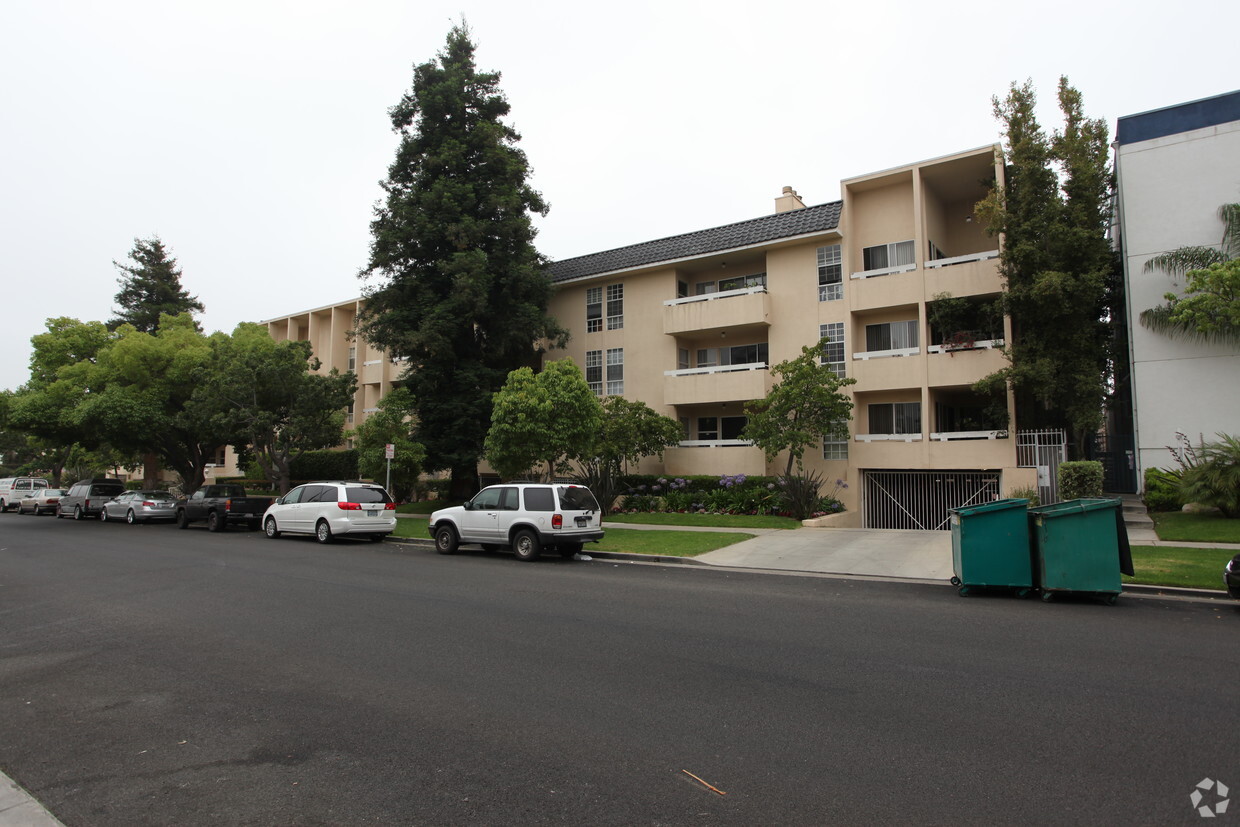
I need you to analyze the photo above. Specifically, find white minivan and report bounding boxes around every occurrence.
[0,477,49,512]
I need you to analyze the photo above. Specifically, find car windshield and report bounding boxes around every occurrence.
[347,487,392,504]
[557,486,600,511]
[141,492,175,501]
[43,490,65,497]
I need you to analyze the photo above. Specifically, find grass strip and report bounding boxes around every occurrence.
[1150,512,1240,544]
[1123,545,1232,591]
[390,520,750,557]
[605,512,801,530]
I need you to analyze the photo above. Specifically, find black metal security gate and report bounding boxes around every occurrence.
[1088,434,1138,493]
[863,470,1001,530]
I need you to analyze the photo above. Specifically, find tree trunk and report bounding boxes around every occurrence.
[143,452,160,488]
[448,465,478,501]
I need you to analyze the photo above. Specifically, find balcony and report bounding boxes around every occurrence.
[663,287,770,336]
[663,363,772,406]
[926,250,1002,297]
[663,443,766,476]
[927,341,1006,387]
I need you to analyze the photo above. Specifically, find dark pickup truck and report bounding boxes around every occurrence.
[176,484,274,532]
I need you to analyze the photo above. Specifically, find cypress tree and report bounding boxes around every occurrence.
[110,236,204,333]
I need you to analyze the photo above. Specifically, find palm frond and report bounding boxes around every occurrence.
[1143,246,1227,278]
[1139,304,1240,345]
[1219,202,1240,261]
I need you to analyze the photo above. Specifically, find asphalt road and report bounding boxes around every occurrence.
[0,511,1236,825]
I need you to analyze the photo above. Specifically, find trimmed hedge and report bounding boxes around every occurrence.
[1143,468,1183,512]
[1057,461,1103,501]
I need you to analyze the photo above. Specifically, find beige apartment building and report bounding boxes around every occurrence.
[266,145,1040,529]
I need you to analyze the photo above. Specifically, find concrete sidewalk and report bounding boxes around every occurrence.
[0,773,63,827]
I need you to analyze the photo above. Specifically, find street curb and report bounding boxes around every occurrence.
[381,539,1231,598]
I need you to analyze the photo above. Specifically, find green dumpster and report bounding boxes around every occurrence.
[1028,498,1134,605]
[949,498,1033,597]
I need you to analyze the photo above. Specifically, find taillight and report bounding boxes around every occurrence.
[384,502,396,510]
[338,502,362,510]
[552,513,562,529]
[142,501,155,507]
[224,498,232,511]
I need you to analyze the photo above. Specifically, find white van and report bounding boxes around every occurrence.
[0,477,50,512]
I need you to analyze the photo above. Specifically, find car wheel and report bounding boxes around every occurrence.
[434,525,459,555]
[207,511,224,532]
[100,507,110,522]
[176,510,189,529]
[126,509,137,525]
[513,529,541,562]
[73,506,83,521]
[0,499,6,512]
[264,517,280,539]
[558,542,583,558]
[315,520,333,544]
[55,505,63,519]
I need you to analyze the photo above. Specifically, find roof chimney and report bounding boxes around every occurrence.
[775,185,806,213]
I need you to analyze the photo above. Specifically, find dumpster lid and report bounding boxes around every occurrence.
[1028,497,1122,517]
[950,498,1030,517]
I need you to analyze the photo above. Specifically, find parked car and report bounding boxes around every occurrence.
[0,477,49,512]
[176,484,274,531]
[56,479,126,520]
[262,481,396,544]
[100,490,178,524]
[18,488,66,516]
[429,482,604,561]
[1226,554,1240,599]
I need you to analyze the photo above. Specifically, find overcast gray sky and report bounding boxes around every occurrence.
[2,0,1236,392]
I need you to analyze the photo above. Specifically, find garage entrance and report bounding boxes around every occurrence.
[863,469,1001,530]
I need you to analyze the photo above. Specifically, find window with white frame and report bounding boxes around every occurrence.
[718,273,766,292]
[678,348,690,371]
[346,400,355,425]
[585,349,603,395]
[606,348,624,395]
[586,287,603,333]
[862,240,915,271]
[818,244,842,301]
[868,402,922,435]
[865,320,919,352]
[823,421,849,460]
[606,284,624,330]
[347,346,356,371]
[696,342,769,368]
[820,322,846,378]
[697,417,718,440]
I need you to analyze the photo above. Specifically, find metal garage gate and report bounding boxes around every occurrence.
[863,470,1001,530]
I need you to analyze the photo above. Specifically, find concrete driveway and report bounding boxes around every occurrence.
[696,527,953,580]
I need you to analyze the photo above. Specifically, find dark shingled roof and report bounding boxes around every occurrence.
[546,201,842,283]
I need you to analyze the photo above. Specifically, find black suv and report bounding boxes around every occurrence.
[57,478,125,521]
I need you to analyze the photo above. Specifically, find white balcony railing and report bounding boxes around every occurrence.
[925,249,999,269]
[850,263,917,280]
[852,347,920,361]
[855,433,923,443]
[664,362,769,377]
[663,285,767,306]
[926,338,1004,354]
[677,439,755,448]
[929,430,1010,441]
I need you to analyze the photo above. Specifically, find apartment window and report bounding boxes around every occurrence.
[697,342,769,368]
[346,400,355,425]
[585,349,603,395]
[869,402,922,435]
[721,416,748,440]
[823,421,849,460]
[606,348,624,395]
[928,240,947,261]
[606,284,624,330]
[818,244,842,301]
[718,273,766,292]
[820,322,846,378]
[678,348,690,371]
[679,416,690,439]
[347,346,356,371]
[677,280,689,298]
[695,281,718,295]
[865,320,919,352]
[697,417,718,440]
[586,287,602,333]
[862,240,915,271]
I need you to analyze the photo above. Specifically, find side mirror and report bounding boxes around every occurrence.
[275,497,285,505]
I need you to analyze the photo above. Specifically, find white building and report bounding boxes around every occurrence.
[1115,89,1240,484]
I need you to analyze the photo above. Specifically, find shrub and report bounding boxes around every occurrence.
[776,471,845,521]
[289,449,358,481]
[1007,486,1040,507]
[1142,467,1183,512]
[1057,461,1103,500]
[1180,433,1240,518]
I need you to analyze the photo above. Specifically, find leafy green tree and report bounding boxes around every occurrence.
[352,386,426,501]
[195,322,356,494]
[110,237,204,333]
[576,396,683,514]
[974,77,1118,455]
[356,23,567,501]
[743,336,856,476]
[1141,205,1240,344]
[485,360,601,481]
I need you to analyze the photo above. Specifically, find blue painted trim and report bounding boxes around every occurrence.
[1117,90,1240,145]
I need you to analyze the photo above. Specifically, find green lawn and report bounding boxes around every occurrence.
[1123,545,1232,590]
[396,501,457,515]
[605,512,801,530]
[1151,511,1240,543]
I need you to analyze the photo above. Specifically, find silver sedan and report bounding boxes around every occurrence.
[19,488,66,515]
[100,490,179,524]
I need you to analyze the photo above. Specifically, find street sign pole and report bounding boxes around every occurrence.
[385,443,395,494]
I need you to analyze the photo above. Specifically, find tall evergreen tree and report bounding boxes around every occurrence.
[110,236,205,333]
[357,23,566,499]
[974,78,1118,456]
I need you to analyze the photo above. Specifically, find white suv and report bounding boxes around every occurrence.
[429,483,604,561]
[262,481,396,544]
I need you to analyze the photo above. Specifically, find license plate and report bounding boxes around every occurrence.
[575,517,587,527]
[367,510,378,517]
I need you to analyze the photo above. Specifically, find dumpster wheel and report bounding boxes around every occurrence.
[1041,591,1054,603]
[957,586,971,597]
[950,576,961,586]
[1015,588,1031,599]
[1104,593,1118,606]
